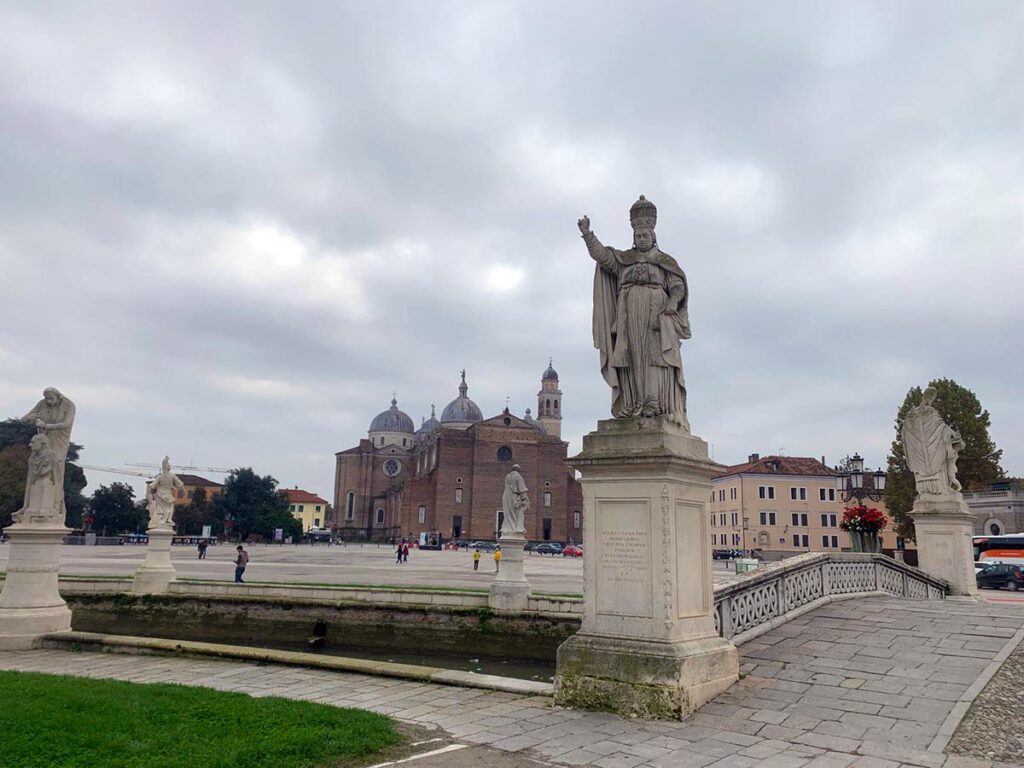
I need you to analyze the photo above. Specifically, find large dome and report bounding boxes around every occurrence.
[440,371,483,425]
[369,397,415,434]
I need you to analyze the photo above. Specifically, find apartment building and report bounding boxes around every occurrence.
[710,454,851,557]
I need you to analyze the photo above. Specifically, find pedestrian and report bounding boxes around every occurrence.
[494,546,502,573]
[402,542,409,563]
[234,545,249,583]
[197,540,207,560]
[396,542,403,564]
[473,547,481,571]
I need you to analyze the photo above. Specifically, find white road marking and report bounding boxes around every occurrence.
[366,743,468,768]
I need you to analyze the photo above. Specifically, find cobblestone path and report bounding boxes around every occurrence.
[2,596,1023,768]
[948,622,1024,764]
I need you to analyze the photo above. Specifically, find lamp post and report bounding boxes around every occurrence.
[834,454,886,504]
[834,454,887,553]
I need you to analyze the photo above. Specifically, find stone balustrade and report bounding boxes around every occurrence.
[713,552,946,644]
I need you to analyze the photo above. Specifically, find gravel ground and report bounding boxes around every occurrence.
[948,633,1024,763]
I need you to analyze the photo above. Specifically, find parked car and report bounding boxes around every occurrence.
[976,563,1024,591]
[562,545,584,557]
[468,540,497,551]
[533,543,563,556]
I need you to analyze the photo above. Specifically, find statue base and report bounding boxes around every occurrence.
[554,416,738,719]
[912,497,978,597]
[489,533,530,612]
[0,522,72,650]
[133,529,177,594]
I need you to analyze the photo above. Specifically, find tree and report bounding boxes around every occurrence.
[0,418,87,529]
[175,486,213,536]
[88,482,145,535]
[210,468,300,542]
[886,378,1004,540]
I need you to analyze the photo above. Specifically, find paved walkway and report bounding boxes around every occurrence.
[2,596,1023,768]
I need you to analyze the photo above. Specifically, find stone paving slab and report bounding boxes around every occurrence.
[2,597,1024,768]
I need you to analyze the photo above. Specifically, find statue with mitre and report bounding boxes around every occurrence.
[578,196,691,429]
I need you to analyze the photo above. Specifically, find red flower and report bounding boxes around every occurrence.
[839,505,889,533]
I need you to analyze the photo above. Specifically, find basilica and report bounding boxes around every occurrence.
[332,363,583,543]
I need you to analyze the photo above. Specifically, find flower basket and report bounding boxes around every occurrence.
[840,506,887,554]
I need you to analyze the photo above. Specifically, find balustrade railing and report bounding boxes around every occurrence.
[712,552,945,642]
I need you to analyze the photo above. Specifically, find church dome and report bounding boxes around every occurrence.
[416,405,441,436]
[542,359,559,381]
[369,397,415,434]
[440,371,483,425]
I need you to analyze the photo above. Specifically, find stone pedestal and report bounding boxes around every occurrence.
[912,498,978,597]
[0,523,72,650]
[489,533,530,612]
[132,529,176,594]
[555,417,739,720]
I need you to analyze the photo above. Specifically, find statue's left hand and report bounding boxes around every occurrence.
[35,419,48,429]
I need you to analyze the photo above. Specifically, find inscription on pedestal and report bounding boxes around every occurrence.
[595,500,652,618]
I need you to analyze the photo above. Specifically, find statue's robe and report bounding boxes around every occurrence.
[902,404,961,497]
[591,244,690,425]
[501,471,528,535]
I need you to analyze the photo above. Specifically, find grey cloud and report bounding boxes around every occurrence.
[1,1,1020,500]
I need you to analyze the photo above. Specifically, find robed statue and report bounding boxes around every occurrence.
[146,457,184,532]
[20,387,76,520]
[902,387,964,499]
[501,464,529,537]
[579,196,690,429]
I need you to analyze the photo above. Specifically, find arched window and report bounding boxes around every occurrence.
[546,399,551,409]
[345,492,355,521]
[376,508,385,524]
[553,400,558,411]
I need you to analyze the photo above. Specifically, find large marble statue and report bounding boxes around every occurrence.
[146,457,183,532]
[501,464,529,536]
[902,387,965,499]
[20,387,76,520]
[579,196,691,429]
[12,434,58,524]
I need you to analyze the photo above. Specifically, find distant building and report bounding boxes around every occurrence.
[174,475,224,506]
[281,488,330,532]
[964,480,1024,536]
[333,363,583,543]
[711,453,918,561]
[711,454,851,557]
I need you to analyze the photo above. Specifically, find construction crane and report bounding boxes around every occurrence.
[75,465,153,479]
[125,462,231,474]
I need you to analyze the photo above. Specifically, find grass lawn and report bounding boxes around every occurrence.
[0,670,400,768]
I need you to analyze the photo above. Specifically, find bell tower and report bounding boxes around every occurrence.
[537,359,562,438]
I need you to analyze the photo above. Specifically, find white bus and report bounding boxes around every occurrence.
[974,535,1024,568]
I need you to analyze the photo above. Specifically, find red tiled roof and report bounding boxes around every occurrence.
[715,455,837,479]
[177,474,224,488]
[280,488,329,505]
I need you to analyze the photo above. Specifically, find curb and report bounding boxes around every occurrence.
[38,630,553,697]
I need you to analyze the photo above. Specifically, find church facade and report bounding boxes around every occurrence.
[332,363,583,543]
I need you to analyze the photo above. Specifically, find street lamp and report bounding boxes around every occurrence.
[834,454,886,504]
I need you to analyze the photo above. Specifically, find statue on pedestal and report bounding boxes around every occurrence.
[902,387,965,499]
[12,434,58,525]
[146,457,183,532]
[501,464,529,537]
[20,387,76,521]
[579,196,691,430]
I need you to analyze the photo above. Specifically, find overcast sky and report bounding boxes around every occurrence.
[1,2,1021,500]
